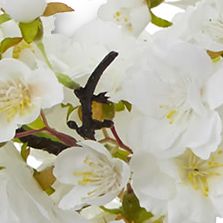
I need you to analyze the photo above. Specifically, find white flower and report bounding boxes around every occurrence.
[0,0,47,23]
[43,19,142,101]
[53,140,130,210]
[166,0,201,9]
[0,143,88,223]
[155,0,223,51]
[130,146,223,223]
[123,42,223,159]
[98,0,151,36]
[0,58,63,142]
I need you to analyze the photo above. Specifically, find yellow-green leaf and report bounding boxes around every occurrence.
[61,103,78,121]
[0,13,11,25]
[122,192,153,223]
[34,167,56,191]
[0,37,23,54]
[43,2,74,17]
[55,72,80,89]
[21,143,30,161]
[27,116,45,130]
[19,18,43,43]
[148,0,165,8]
[150,11,172,28]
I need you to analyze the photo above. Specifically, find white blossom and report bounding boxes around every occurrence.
[0,0,47,23]
[130,145,223,223]
[155,0,223,51]
[53,140,130,210]
[0,58,63,142]
[123,42,223,159]
[0,143,88,223]
[98,0,151,36]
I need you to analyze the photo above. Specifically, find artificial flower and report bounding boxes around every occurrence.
[53,140,130,210]
[0,58,63,142]
[123,42,223,159]
[0,0,47,23]
[98,0,151,36]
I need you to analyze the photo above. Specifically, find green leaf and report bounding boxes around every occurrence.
[102,102,115,120]
[100,206,123,215]
[45,186,55,195]
[115,100,132,112]
[106,145,130,162]
[115,101,125,112]
[27,116,45,130]
[122,100,132,112]
[43,2,74,16]
[33,167,56,192]
[122,192,153,223]
[0,37,23,54]
[150,11,172,28]
[0,13,11,25]
[19,18,43,43]
[21,142,30,161]
[0,166,5,170]
[55,72,80,89]
[61,103,78,121]
[149,0,165,8]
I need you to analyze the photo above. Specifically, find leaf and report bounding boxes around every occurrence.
[19,18,43,43]
[27,116,45,130]
[0,13,11,25]
[100,206,123,215]
[33,167,56,191]
[207,50,223,60]
[122,192,153,223]
[43,2,74,17]
[108,146,130,162]
[55,72,80,89]
[61,103,78,121]
[0,166,5,170]
[150,0,165,8]
[102,102,115,120]
[21,142,30,161]
[115,100,132,112]
[0,37,23,55]
[150,11,172,28]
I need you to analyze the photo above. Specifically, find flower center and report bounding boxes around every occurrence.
[113,10,133,31]
[160,76,192,124]
[74,155,121,198]
[0,79,31,121]
[176,149,223,197]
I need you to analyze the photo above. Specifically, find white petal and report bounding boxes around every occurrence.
[168,186,216,223]
[182,111,221,159]
[205,66,223,109]
[130,152,175,202]
[0,0,47,22]
[53,147,88,185]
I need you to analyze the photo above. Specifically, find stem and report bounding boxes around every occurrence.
[15,128,46,138]
[45,127,76,147]
[40,110,77,146]
[110,126,133,154]
[41,110,50,127]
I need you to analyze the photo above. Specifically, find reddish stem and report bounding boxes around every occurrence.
[45,127,76,147]
[110,126,133,154]
[15,128,46,138]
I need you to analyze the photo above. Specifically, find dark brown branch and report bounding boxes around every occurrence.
[67,51,118,140]
[16,128,69,155]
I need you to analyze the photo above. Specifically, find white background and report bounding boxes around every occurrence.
[53,1,223,222]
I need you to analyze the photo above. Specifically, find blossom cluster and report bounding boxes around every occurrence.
[0,0,223,223]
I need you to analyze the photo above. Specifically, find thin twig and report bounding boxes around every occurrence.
[110,126,133,154]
